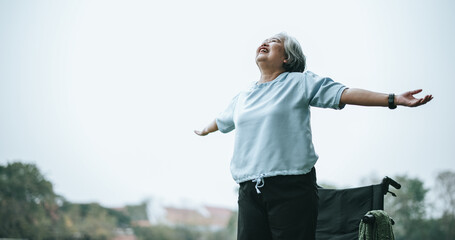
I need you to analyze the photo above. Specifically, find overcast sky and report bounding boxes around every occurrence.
[1,0,454,209]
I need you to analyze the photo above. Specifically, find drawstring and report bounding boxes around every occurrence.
[252,174,266,194]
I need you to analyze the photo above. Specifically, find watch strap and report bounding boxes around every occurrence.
[388,93,397,109]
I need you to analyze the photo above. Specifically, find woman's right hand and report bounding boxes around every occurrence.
[194,119,219,136]
[194,129,209,136]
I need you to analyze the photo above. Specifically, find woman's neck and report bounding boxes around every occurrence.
[258,69,285,84]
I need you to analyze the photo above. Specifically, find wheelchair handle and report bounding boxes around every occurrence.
[381,176,401,196]
[383,176,401,189]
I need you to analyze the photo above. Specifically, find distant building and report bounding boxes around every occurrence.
[146,198,235,231]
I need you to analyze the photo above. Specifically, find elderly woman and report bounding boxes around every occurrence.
[194,32,432,240]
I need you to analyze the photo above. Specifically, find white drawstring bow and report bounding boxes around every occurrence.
[252,174,266,194]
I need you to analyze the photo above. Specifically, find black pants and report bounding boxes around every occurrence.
[237,168,319,240]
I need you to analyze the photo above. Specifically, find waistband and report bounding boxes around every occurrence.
[242,167,317,194]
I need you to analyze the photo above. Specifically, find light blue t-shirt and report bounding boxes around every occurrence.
[216,71,347,184]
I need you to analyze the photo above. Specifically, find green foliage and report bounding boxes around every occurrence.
[434,171,455,240]
[0,162,61,239]
[438,213,455,240]
[133,225,202,240]
[0,161,131,239]
[2,160,454,240]
[384,173,455,240]
[133,211,238,240]
[384,175,429,240]
[59,202,119,239]
[386,175,428,220]
[435,170,455,216]
[106,207,132,228]
[125,201,149,221]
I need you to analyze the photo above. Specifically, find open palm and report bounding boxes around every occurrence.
[398,89,433,107]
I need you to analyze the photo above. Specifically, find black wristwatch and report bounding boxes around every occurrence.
[388,93,397,109]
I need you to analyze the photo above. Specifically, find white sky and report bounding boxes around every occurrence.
[1,0,454,209]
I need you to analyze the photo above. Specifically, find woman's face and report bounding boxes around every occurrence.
[256,36,286,68]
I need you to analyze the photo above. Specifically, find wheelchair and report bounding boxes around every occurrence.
[316,177,400,240]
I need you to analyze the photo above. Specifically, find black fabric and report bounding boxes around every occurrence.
[237,168,319,240]
[316,184,384,240]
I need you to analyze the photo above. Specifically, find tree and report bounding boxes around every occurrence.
[59,202,118,239]
[435,171,455,216]
[126,201,149,222]
[384,175,428,240]
[0,162,63,239]
[0,161,128,239]
[434,170,455,240]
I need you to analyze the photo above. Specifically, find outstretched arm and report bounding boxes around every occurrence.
[340,88,433,107]
[194,119,218,136]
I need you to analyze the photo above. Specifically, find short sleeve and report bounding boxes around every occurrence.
[305,71,347,109]
[216,94,240,133]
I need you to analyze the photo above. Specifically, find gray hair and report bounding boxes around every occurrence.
[275,32,306,73]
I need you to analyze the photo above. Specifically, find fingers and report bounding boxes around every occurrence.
[194,130,207,136]
[422,94,433,104]
[410,89,423,95]
[412,94,433,107]
[421,95,432,103]
[402,89,433,107]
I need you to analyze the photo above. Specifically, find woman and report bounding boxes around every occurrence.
[194,32,432,240]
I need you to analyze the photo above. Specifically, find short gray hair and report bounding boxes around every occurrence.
[275,32,306,72]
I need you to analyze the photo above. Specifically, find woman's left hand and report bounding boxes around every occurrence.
[396,89,433,107]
